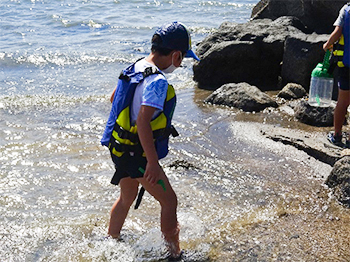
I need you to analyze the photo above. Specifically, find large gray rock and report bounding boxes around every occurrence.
[193,17,308,91]
[204,82,278,112]
[277,83,306,100]
[281,34,329,89]
[326,156,350,207]
[293,100,334,127]
[251,0,347,34]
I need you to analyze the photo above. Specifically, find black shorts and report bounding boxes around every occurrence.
[110,152,147,185]
[335,67,350,91]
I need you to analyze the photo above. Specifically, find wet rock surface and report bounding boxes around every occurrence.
[326,156,350,207]
[261,124,350,207]
[293,100,335,127]
[204,87,333,127]
[261,125,342,167]
[204,82,278,112]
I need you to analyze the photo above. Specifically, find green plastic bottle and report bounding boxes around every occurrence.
[308,50,334,107]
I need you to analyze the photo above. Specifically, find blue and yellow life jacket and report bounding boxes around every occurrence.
[333,35,346,68]
[333,4,350,68]
[101,61,178,160]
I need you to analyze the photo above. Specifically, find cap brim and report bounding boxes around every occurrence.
[185,49,200,61]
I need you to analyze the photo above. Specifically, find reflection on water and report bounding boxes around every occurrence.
[4,0,345,260]
[1,86,350,261]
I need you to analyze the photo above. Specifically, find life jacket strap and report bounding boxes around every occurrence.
[152,125,179,139]
[119,66,161,82]
[114,123,179,143]
[109,138,144,155]
[134,187,145,209]
[171,126,179,137]
[115,123,139,143]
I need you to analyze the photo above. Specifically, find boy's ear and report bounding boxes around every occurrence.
[173,51,183,67]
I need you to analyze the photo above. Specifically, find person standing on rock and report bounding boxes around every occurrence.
[100,22,199,260]
[324,3,350,147]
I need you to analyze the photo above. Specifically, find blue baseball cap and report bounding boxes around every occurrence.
[152,21,200,61]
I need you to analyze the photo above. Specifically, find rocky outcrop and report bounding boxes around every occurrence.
[277,83,306,100]
[193,16,329,91]
[326,156,350,207]
[281,34,329,88]
[204,84,335,126]
[262,123,350,208]
[204,82,278,112]
[251,0,347,34]
[193,1,346,92]
[193,16,308,91]
[261,125,342,167]
[293,100,335,127]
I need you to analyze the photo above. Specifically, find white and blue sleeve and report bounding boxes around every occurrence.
[141,78,168,111]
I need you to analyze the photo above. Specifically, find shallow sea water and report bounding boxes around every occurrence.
[1,0,350,261]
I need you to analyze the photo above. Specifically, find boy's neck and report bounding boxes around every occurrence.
[146,52,171,71]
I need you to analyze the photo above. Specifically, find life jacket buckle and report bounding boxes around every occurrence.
[170,126,179,137]
[116,125,128,140]
[119,71,130,81]
[116,124,139,143]
[143,67,159,78]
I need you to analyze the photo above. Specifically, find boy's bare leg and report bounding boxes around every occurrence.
[137,172,180,257]
[334,89,350,136]
[108,177,139,238]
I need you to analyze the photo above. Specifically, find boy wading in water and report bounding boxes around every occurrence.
[101,21,199,259]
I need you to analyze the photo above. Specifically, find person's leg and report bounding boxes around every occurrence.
[108,177,139,238]
[137,170,180,257]
[334,89,350,136]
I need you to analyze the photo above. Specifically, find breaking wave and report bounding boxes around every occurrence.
[0,51,132,68]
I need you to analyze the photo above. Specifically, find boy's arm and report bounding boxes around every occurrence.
[136,105,163,186]
[323,26,343,51]
[110,87,117,103]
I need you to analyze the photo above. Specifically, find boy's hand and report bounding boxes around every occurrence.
[144,161,164,186]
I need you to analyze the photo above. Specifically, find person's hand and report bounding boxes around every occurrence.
[144,161,163,186]
[323,42,332,51]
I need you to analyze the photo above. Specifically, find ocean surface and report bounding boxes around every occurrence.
[1,0,350,261]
